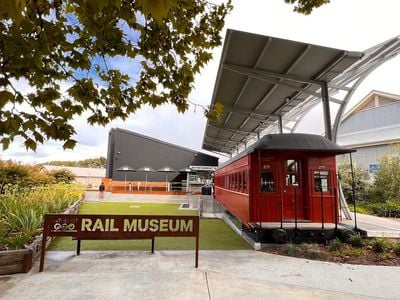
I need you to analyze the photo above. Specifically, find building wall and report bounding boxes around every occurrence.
[337,100,400,172]
[338,102,400,134]
[107,128,218,181]
[337,144,395,171]
[106,129,116,178]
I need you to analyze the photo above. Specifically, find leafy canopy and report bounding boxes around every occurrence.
[370,144,400,202]
[0,0,231,151]
[284,0,330,14]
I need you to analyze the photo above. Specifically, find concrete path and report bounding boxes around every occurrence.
[341,213,400,238]
[1,250,399,299]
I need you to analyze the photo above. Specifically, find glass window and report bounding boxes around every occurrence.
[260,172,274,192]
[243,171,248,193]
[238,172,242,192]
[286,160,299,186]
[234,173,238,190]
[314,171,329,192]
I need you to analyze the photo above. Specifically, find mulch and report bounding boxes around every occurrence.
[262,244,400,266]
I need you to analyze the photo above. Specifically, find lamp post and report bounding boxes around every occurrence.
[116,165,136,190]
[158,166,177,191]
[138,166,156,193]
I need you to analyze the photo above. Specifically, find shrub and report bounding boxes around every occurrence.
[283,243,302,257]
[329,238,344,251]
[367,201,400,218]
[47,169,76,183]
[338,247,364,257]
[301,243,327,260]
[348,233,365,248]
[394,243,400,256]
[369,238,394,253]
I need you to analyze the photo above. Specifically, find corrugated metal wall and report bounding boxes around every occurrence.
[107,128,218,181]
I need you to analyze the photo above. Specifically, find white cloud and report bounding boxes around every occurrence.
[4,0,400,163]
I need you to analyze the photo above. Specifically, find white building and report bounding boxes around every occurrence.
[43,165,106,188]
[337,90,400,172]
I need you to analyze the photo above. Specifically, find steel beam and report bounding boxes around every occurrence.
[321,81,332,141]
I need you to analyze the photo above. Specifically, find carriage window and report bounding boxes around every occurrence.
[286,160,299,186]
[243,171,248,193]
[260,172,274,192]
[238,172,242,192]
[314,171,329,192]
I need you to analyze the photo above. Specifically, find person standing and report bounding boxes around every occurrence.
[99,182,105,200]
[128,182,132,192]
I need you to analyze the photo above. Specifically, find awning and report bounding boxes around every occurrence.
[202,29,400,155]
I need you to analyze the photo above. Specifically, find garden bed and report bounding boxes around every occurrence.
[0,188,84,275]
[262,237,400,266]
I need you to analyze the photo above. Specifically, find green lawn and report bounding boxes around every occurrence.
[49,201,250,251]
[78,202,198,216]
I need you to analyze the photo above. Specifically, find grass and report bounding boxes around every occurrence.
[49,201,251,251]
[335,246,364,258]
[78,201,198,216]
[0,184,84,250]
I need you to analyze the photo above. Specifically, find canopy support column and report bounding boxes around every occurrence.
[278,115,283,133]
[321,81,333,141]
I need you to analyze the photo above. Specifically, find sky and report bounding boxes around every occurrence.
[2,0,400,164]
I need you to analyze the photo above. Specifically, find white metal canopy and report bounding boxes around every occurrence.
[202,29,400,155]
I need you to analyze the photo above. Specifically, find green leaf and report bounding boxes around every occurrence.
[0,0,26,24]
[136,0,178,23]
[1,138,10,150]
[63,139,77,150]
[0,0,231,152]
[24,138,37,151]
[0,91,14,108]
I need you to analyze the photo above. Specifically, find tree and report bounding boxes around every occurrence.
[1,0,330,152]
[284,0,330,14]
[369,144,400,202]
[0,0,231,151]
[338,160,371,203]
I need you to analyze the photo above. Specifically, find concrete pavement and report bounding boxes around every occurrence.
[342,213,400,238]
[1,250,399,299]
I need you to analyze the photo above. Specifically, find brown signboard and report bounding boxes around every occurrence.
[40,214,200,272]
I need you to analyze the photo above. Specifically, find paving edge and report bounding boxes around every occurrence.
[221,213,261,251]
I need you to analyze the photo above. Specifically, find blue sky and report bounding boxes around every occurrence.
[2,0,400,164]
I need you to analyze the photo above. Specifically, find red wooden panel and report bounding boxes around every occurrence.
[214,187,250,224]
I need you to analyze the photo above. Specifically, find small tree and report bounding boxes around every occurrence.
[337,159,371,203]
[369,145,400,203]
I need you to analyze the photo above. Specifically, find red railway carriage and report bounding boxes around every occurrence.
[214,133,355,228]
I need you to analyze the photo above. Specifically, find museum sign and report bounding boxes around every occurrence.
[39,214,200,272]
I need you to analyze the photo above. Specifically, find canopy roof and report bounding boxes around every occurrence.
[246,133,355,154]
[202,29,400,155]
[219,133,355,168]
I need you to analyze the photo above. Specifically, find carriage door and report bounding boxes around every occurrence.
[283,159,304,220]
